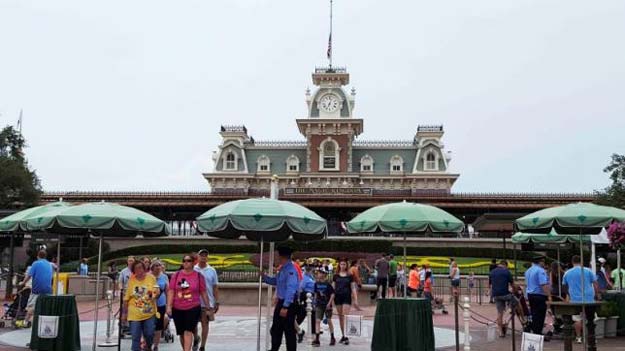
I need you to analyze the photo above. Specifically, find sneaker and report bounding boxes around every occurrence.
[339,336,347,344]
[312,340,320,347]
[329,336,336,346]
[344,337,349,345]
[192,335,200,351]
[575,336,582,344]
[297,330,305,343]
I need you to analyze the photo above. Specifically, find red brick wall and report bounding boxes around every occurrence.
[310,134,349,172]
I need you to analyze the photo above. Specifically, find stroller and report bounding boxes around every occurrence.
[1,284,31,328]
[162,316,175,343]
[504,285,531,333]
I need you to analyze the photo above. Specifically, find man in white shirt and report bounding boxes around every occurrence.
[117,256,135,333]
[193,249,220,351]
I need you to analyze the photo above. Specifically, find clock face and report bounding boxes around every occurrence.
[319,94,340,113]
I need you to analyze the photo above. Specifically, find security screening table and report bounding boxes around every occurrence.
[29,294,81,351]
[371,298,435,351]
[550,301,603,351]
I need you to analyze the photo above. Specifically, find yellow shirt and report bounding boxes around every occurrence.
[124,274,158,321]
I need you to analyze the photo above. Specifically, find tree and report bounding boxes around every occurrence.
[0,126,42,208]
[596,154,625,209]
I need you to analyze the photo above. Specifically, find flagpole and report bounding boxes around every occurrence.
[329,0,333,68]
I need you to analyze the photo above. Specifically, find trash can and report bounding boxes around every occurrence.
[30,294,81,351]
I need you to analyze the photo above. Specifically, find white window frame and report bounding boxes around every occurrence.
[318,138,340,171]
[257,155,270,173]
[223,150,238,171]
[360,154,374,173]
[286,155,300,173]
[390,155,403,174]
[424,151,438,171]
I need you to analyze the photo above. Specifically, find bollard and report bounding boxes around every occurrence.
[306,292,314,342]
[463,296,471,351]
[98,290,118,347]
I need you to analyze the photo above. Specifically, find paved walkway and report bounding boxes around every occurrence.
[1,300,624,350]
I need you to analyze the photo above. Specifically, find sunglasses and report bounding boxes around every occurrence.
[183,259,193,263]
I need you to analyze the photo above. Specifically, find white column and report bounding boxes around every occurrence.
[463,296,471,351]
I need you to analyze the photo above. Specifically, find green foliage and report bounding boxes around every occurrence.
[596,154,625,209]
[0,126,42,208]
[597,301,619,318]
[91,243,259,264]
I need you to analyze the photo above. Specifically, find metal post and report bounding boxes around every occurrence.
[462,296,470,351]
[557,247,562,298]
[98,290,118,347]
[477,278,482,305]
[502,232,507,260]
[579,230,587,351]
[306,292,314,342]
[92,233,104,351]
[5,233,15,300]
[511,300,516,351]
[55,236,61,295]
[454,294,460,351]
[513,243,518,280]
[618,249,622,290]
[265,242,275,351]
[403,232,407,299]
[117,288,124,351]
[257,237,264,351]
[78,236,83,263]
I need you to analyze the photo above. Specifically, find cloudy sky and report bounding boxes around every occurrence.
[1,0,623,193]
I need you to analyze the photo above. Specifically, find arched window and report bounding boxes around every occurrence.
[390,155,403,173]
[257,155,270,173]
[360,154,374,173]
[425,151,438,171]
[286,155,299,173]
[319,138,340,171]
[224,151,237,171]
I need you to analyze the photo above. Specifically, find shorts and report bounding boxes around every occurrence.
[334,293,352,306]
[572,314,583,322]
[389,275,398,288]
[26,294,39,310]
[172,306,201,335]
[155,305,166,331]
[315,305,333,320]
[451,279,461,288]
[494,294,517,314]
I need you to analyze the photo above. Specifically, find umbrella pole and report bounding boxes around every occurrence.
[56,236,61,295]
[265,242,275,350]
[513,243,518,280]
[579,230,587,351]
[5,233,15,300]
[557,247,562,299]
[403,232,407,299]
[257,237,264,351]
[92,233,104,351]
[618,249,622,291]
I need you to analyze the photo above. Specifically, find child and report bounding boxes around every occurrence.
[468,271,475,301]
[407,264,420,297]
[313,269,336,347]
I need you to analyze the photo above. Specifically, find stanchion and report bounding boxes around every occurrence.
[454,294,460,351]
[98,290,118,347]
[511,301,516,351]
[306,292,313,342]
[117,288,124,351]
[462,297,470,351]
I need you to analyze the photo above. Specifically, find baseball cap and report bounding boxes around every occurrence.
[598,257,607,264]
[198,249,209,255]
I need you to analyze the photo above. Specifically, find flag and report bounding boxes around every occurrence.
[327,33,332,60]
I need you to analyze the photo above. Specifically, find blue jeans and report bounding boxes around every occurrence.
[129,317,155,351]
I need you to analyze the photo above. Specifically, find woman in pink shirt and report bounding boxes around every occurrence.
[166,254,209,351]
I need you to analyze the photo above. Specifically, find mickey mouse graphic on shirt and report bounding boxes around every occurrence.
[177,277,193,301]
[132,285,155,314]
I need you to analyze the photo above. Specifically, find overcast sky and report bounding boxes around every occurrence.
[1,0,623,193]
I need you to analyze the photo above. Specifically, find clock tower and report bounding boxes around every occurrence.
[297,66,363,173]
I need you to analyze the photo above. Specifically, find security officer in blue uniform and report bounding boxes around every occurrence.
[524,255,551,336]
[262,246,301,351]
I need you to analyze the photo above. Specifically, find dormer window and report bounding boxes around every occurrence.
[360,155,374,173]
[390,155,403,173]
[224,151,237,171]
[425,151,438,171]
[286,155,300,173]
[319,138,340,171]
[257,155,270,173]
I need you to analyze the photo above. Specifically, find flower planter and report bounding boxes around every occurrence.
[606,316,619,337]
[594,317,606,339]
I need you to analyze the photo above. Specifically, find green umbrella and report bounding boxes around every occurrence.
[516,202,625,234]
[23,201,169,351]
[347,201,464,298]
[511,231,592,244]
[515,202,625,349]
[0,201,71,232]
[196,197,326,351]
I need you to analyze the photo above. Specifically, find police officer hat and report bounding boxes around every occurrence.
[277,246,294,257]
[532,254,546,263]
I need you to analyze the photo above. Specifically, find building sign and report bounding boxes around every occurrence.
[284,187,372,195]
